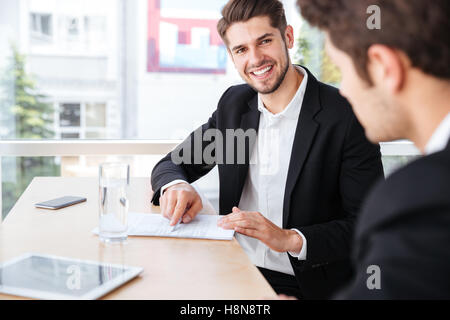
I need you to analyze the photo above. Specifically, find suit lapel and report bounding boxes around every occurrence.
[282,69,322,228]
[234,95,260,206]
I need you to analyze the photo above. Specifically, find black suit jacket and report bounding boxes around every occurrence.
[337,139,450,299]
[151,67,384,299]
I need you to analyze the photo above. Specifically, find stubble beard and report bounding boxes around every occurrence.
[246,45,291,95]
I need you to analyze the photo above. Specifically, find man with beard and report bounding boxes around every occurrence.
[151,0,383,299]
[297,0,450,298]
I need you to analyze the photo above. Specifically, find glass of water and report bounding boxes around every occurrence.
[98,163,130,243]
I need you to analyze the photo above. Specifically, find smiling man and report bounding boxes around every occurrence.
[151,0,383,299]
[297,0,450,298]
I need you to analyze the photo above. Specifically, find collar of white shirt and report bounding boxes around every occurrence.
[425,112,450,155]
[257,65,308,120]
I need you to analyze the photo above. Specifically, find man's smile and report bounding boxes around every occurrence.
[249,64,274,80]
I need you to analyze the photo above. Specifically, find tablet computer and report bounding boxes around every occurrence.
[0,253,143,300]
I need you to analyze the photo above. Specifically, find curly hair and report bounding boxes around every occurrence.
[296,0,450,83]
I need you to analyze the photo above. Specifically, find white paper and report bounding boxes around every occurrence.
[93,212,234,241]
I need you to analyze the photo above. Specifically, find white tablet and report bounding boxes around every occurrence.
[0,253,143,300]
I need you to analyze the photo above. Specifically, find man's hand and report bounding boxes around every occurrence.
[160,182,203,226]
[217,207,303,253]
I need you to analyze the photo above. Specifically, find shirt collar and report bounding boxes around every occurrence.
[425,112,450,155]
[257,65,308,120]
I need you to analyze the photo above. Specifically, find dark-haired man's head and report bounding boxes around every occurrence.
[297,0,450,149]
[217,0,294,95]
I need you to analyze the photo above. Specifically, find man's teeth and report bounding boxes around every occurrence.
[253,66,272,76]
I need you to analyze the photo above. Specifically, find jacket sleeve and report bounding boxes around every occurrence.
[294,113,384,268]
[150,110,218,205]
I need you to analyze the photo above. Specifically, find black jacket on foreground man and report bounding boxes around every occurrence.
[151,66,384,299]
[337,139,450,299]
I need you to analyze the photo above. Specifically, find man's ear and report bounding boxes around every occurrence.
[367,44,407,93]
[284,25,295,49]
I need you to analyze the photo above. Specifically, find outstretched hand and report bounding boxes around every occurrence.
[217,207,303,253]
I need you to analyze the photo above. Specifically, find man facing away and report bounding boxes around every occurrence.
[151,0,383,299]
[297,0,450,298]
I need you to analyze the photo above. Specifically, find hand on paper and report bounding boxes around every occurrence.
[160,182,203,226]
[217,207,303,253]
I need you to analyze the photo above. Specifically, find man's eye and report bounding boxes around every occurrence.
[260,39,272,45]
[236,48,246,54]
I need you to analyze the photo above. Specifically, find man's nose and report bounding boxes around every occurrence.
[248,48,264,68]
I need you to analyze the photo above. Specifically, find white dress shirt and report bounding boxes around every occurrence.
[161,66,309,276]
[236,66,308,275]
[425,112,450,155]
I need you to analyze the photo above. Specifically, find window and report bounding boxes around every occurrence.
[294,20,341,86]
[84,16,106,45]
[61,132,80,139]
[0,0,420,219]
[4,0,234,142]
[66,16,80,38]
[56,102,109,139]
[59,103,81,127]
[30,13,53,40]
[55,14,107,49]
[86,103,106,128]
[85,131,106,139]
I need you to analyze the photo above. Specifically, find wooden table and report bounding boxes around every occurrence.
[0,177,276,300]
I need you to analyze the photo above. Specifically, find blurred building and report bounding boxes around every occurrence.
[0,0,306,213]
[1,0,304,140]
[1,0,123,140]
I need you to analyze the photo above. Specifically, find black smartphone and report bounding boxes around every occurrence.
[35,196,87,210]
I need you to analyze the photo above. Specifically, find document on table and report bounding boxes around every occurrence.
[92,212,234,240]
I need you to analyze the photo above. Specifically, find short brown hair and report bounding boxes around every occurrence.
[297,0,450,83]
[217,0,287,45]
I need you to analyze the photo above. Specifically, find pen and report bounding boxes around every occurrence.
[169,217,182,232]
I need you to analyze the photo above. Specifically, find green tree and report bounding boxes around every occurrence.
[320,49,342,85]
[295,26,312,67]
[1,45,60,218]
[295,22,341,86]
